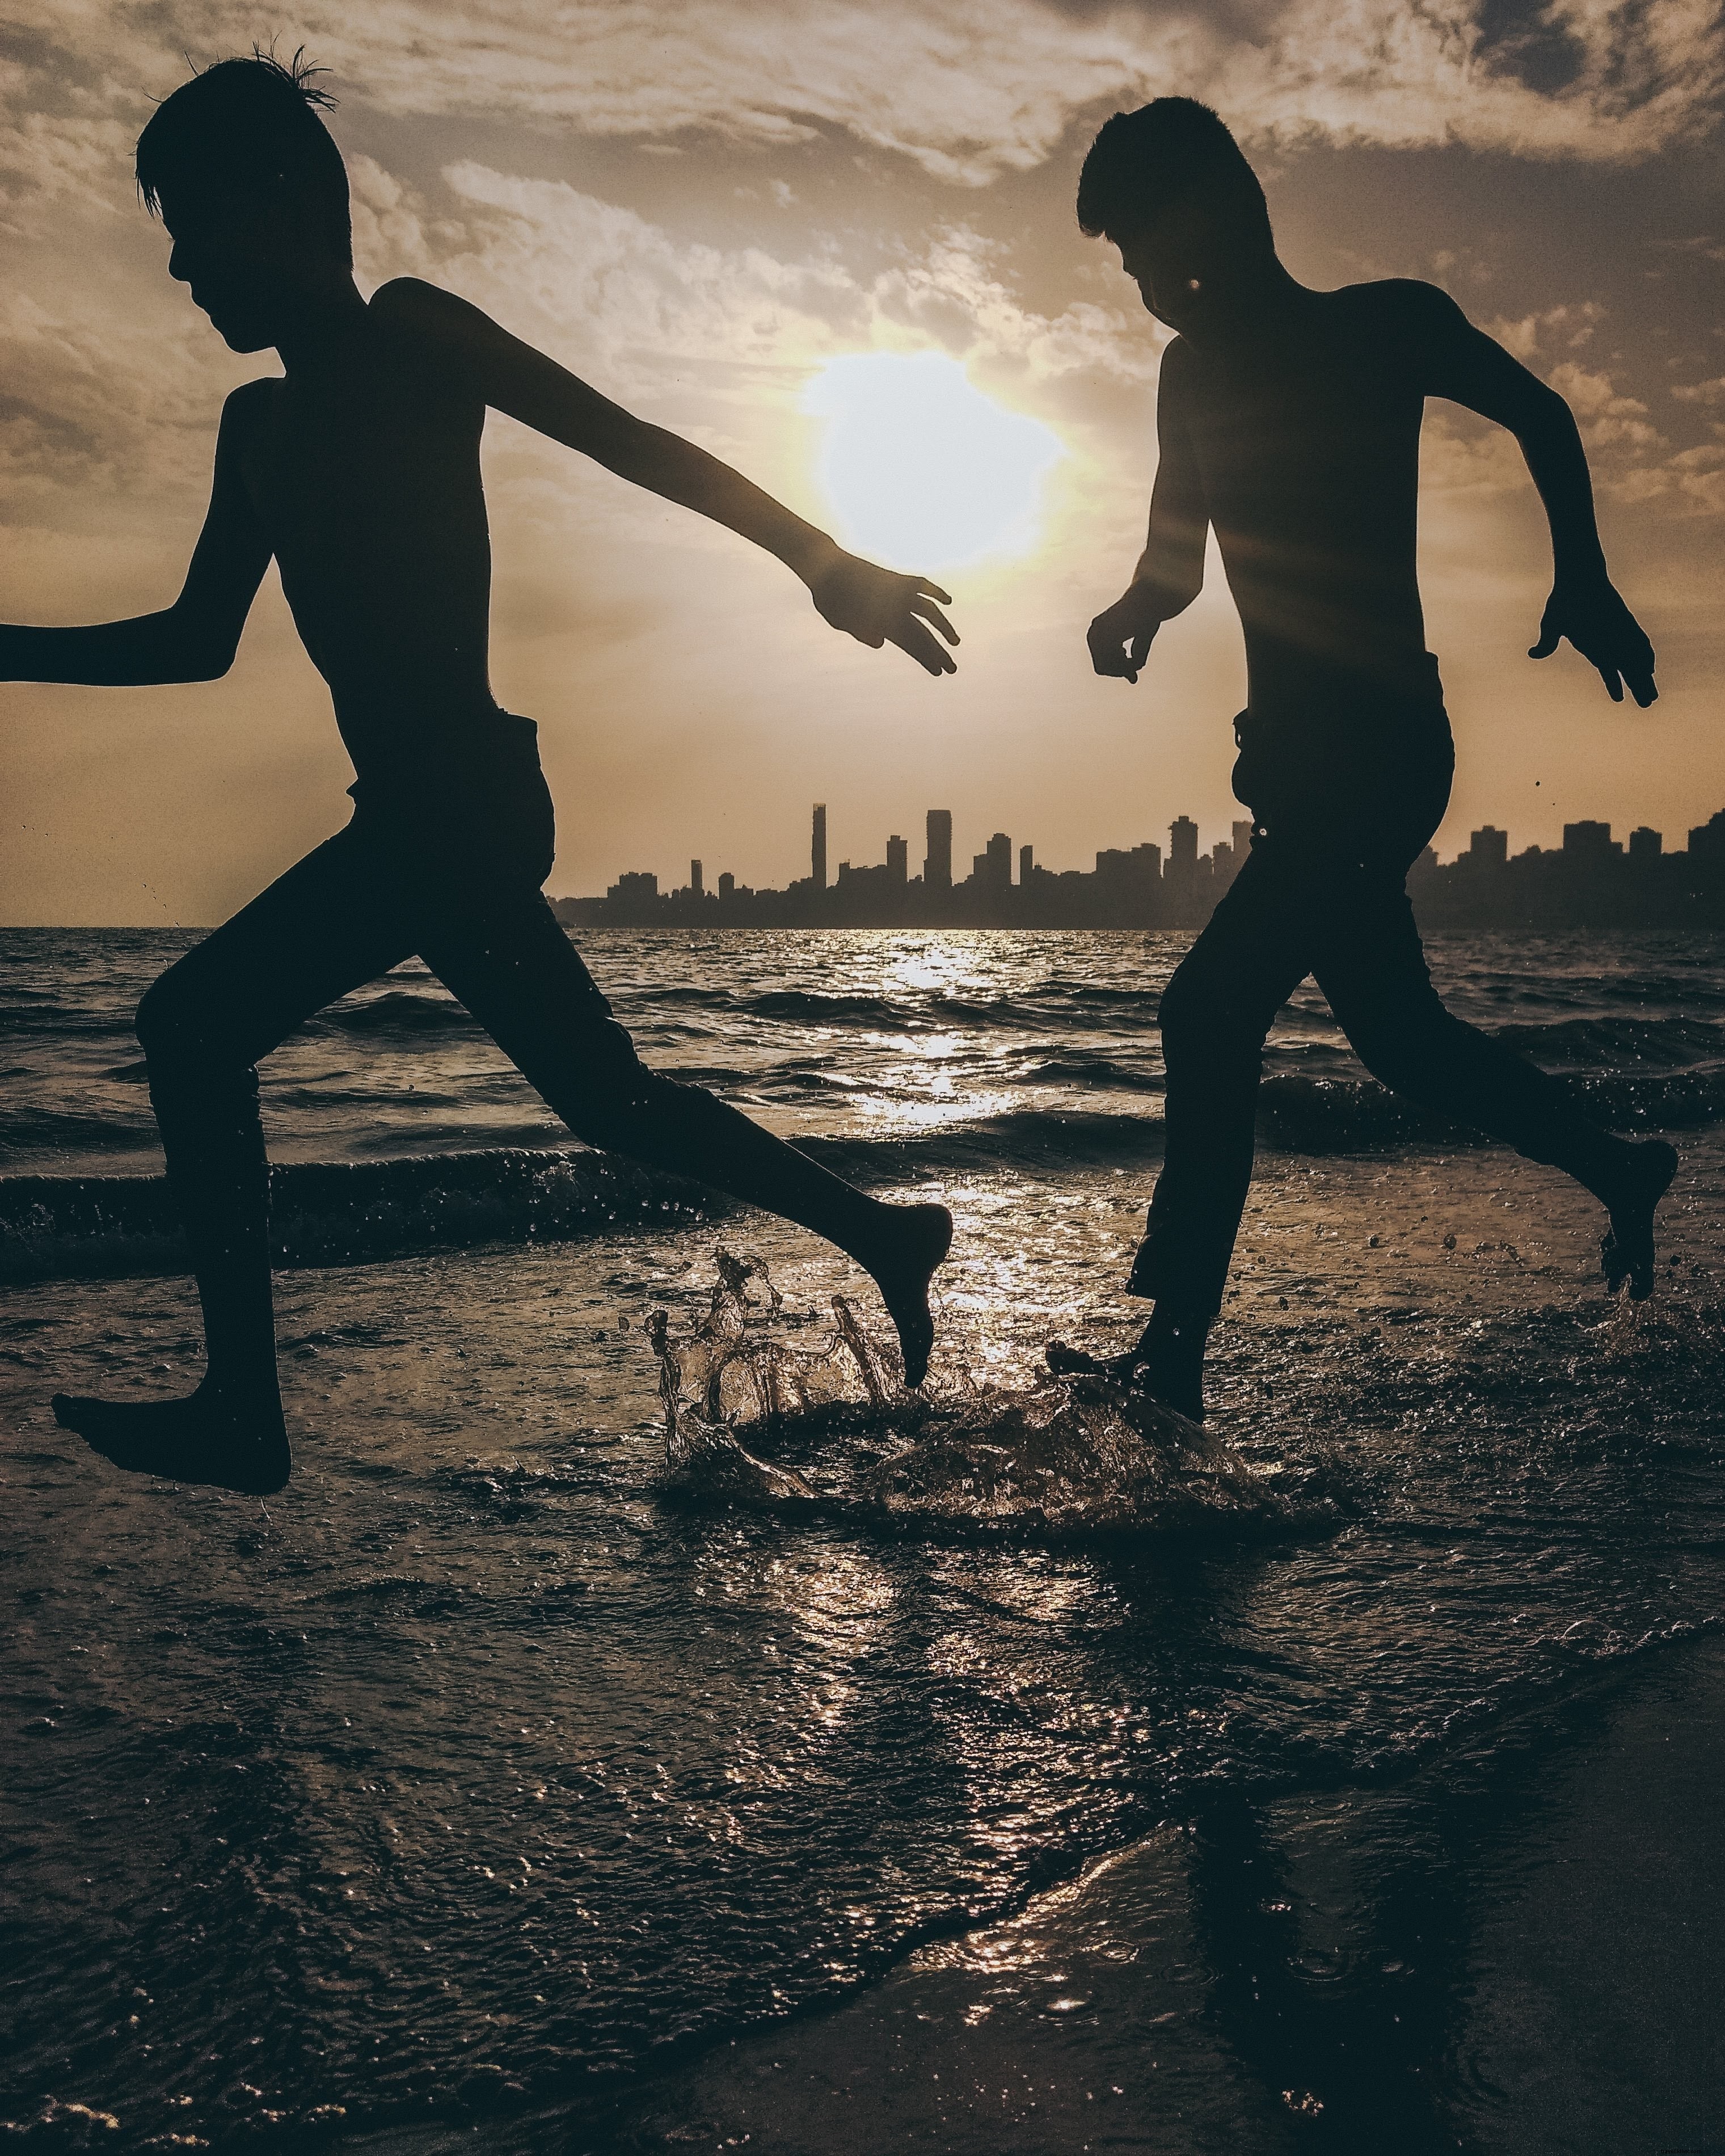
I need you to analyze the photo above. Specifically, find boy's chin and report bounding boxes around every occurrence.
[203,310,274,354]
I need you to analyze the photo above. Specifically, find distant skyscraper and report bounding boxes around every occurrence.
[812,803,827,891]
[887,834,908,883]
[1468,825,1508,868]
[1563,820,1617,859]
[1629,825,1663,860]
[984,832,1011,889]
[718,871,735,900]
[689,858,703,897]
[1169,816,1199,868]
[925,809,952,892]
[1020,843,1034,884]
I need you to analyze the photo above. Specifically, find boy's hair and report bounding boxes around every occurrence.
[1077,98,1270,246]
[136,50,351,267]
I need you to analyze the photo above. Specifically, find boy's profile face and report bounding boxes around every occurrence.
[160,184,305,353]
[1114,196,1270,338]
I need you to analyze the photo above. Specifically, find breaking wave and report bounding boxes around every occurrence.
[7,1054,1725,1281]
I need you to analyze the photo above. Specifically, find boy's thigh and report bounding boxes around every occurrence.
[416,885,644,1088]
[1163,843,1314,1033]
[1304,862,1439,1027]
[142,832,416,1065]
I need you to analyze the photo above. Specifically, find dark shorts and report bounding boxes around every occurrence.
[345,710,555,889]
[1230,657,1454,868]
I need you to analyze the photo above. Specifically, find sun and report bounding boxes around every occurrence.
[803,351,1064,572]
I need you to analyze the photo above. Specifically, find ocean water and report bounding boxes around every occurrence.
[5,924,1725,1244]
[3,927,1723,2152]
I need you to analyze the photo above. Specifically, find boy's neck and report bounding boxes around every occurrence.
[1187,255,1313,350]
[273,273,370,376]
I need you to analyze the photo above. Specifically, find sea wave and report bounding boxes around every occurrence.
[0,1149,723,1282]
[6,1054,1720,1281]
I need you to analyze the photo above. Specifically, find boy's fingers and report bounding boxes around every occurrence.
[916,580,954,606]
[910,596,960,645]
[1598,664,1624,702]
[1528,630,1559,659]
[892,619,956,673]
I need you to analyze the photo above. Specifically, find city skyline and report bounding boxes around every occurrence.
[565,796,1724,905]
[554,796,1725,933]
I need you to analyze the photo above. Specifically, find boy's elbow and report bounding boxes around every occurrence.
[1516,379,1576,439]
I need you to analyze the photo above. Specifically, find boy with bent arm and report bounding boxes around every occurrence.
[1052,99,1673,1421]
[3,56,959,1493]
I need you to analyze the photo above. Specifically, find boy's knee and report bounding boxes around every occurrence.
[1158,964,1255,1073]
[136,967,246,1082]
[135,974,188,1063]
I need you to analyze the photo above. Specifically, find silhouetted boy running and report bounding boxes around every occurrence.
[3,56,959,1493]
[1052,99,1673,1421]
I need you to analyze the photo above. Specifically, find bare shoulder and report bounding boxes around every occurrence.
[1342,277,1471,336]
[218,375,280,441]
[368,277,513,391]
[1158,333,1198,395]
[370,275,465,325]
[368,277,502,345]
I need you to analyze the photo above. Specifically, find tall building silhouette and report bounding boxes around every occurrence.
[1020,843,1034,885]
[689,858,703,898]
[887,834,908,884]
[1468,825,1508,868]
[1563,819,1617,860]
[973,832,1011,890]
[811,803,827,891]
[925,809,952,892]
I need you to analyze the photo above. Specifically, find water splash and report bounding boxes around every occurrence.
[648,1251,1342,1538]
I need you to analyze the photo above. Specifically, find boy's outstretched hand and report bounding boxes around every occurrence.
[810,553,958,676]
[1530,576,1657,707]
[1086,584,1167,683]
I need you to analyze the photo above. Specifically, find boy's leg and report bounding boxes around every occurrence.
[1051,846,1313,1417]
[53,830,414,1491]
[1308,859,1676,1295]
[415,888,952,1383]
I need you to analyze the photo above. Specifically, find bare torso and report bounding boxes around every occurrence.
[1166,281,1439,721]
[231,301,497,775]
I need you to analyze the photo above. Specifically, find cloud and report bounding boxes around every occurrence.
[3,0,1722,210]
[348,157,1157,405]
[308,0,1725,174]
[1673,374,1725,404]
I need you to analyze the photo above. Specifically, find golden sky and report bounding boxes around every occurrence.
[5,0,1724,923]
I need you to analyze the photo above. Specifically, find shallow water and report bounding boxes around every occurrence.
[3,932,1724,2150]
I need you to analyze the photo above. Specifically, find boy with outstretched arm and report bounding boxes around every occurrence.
[2,56,959,1494]
[1051,98,1672,1421]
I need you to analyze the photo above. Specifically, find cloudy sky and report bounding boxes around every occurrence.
[4,0,1724,923]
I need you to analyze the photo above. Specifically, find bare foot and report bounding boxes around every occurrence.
[1046,1315,1208,1422]
[51,1383,291,1495]
[1600,1139,1679,1300]
[859,1202,952,1387]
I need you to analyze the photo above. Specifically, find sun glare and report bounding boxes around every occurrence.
[804,351,1063,572]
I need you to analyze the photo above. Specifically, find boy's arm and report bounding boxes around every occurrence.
[373,280,957,676]
[1088,339,1208,683]
[0,386,272,687]
[1411,284,1655,707]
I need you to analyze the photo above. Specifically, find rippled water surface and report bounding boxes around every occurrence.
[3,929,1723,2151]
[7,925,1725,1178]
